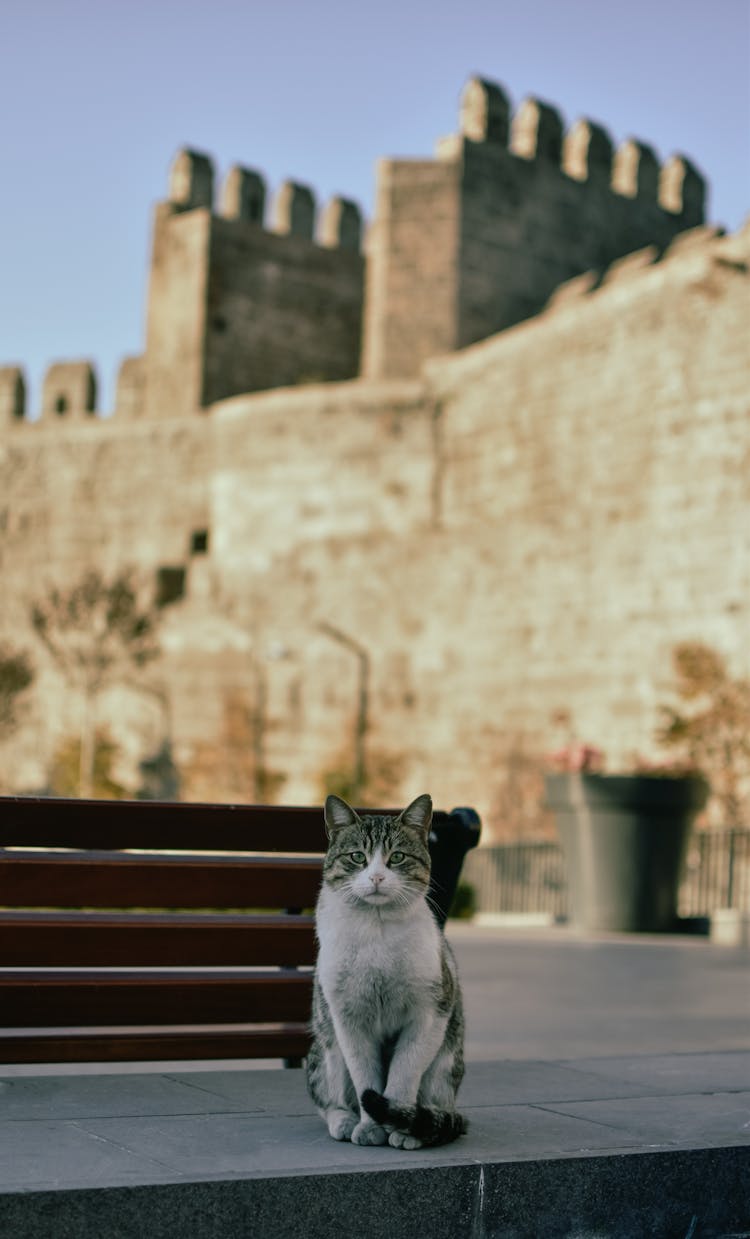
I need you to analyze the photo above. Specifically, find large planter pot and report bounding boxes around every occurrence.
[545,773,709,932]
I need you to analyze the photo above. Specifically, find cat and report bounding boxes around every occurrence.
[305,792,467,1149]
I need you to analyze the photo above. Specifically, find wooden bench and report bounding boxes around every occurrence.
[0,796,480,1065]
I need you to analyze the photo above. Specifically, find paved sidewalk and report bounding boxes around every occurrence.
[1,929,748,1236]
[449,924,750,1060]
[0,1052,748,1237]
[1,1050,748,1190]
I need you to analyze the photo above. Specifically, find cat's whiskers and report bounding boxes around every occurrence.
[425,891,444,920]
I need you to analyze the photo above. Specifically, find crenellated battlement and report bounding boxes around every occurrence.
[41,361,98,419]
[163,147,362,251]
[2,141,366,426]
[2,360,100,427]
[1,75,714,423]
[562,119,614,183]
[363,75,707,378]
[454,77,705,219]
[544,223,732,313]
[220,164,266,224]
[510,96,564,163]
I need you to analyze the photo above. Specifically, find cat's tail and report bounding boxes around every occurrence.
[361,1089,467,1147]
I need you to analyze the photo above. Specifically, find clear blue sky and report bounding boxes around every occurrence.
[1,0,748,413]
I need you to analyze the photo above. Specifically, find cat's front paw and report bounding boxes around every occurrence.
[388,1129,423,1150]
[351,1118,388,1146]
[326,1109,358,1141]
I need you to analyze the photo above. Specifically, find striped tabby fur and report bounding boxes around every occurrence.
[306,793,466,1149]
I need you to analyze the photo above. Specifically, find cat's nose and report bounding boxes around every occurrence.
[370,873,385,887]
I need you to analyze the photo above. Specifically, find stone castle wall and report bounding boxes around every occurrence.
[1,76,747,833]
[1,220,748,834]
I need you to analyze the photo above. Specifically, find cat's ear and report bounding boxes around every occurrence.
[324,794,360,837]
[398,793,433,836]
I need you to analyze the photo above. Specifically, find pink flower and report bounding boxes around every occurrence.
[546,743,605,773]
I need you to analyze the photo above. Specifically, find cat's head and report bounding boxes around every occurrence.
[322,793,433,913]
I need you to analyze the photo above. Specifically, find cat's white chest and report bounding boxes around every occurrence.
[316,893,440,1032]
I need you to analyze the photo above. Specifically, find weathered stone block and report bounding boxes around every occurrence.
[511,97,564,162]
[220,166,266,224]
[115,356,146,418]
[563,118,614,182]
[169,149,214,211]
[612,139,659,200]
[459,76,510,145]
[41,360,97,418]
[0,366,25,423]
[319,197,362,250]
[659,154,706,225]
[272,181,315,239]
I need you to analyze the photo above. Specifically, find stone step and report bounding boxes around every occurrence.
[0,1055,748,1237]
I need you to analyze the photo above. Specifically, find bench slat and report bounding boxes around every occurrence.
[0,1024,312,1064]
[0,797,329,852]
[0,911,316,967]
[0,911,316,966]
[0,852,322,910]
[0,969,313,1027]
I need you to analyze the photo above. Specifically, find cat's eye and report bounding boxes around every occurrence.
[349,851,367,864]
[389,851,405,864]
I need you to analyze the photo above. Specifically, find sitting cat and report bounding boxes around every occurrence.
[306,793,467,1149]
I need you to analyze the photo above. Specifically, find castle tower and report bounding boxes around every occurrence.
[362,76,706,379]
[141,150,365,417]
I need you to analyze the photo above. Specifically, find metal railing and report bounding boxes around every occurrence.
[679,829,750,917]
[462,829,750,919]
[462,842,568,919]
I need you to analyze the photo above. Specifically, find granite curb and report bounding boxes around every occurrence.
[1,1054,748,1238]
